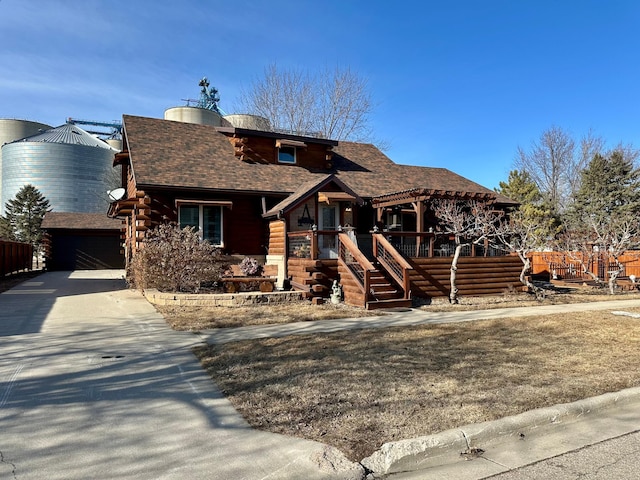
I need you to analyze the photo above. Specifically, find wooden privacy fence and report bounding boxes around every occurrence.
[531,251,640,280]
[0,240,33,276]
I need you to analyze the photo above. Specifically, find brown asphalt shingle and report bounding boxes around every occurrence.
[42,212,122,230]
[122,115,514,203]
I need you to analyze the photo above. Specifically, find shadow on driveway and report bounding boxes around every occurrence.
[0,270,126,336]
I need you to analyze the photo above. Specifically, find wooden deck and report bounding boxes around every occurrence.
[288,254,524,308]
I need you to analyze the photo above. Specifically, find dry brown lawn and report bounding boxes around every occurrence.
[156,302,384,330]
[190,291,640,461]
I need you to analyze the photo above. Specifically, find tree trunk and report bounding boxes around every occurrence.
[580,264,601,284]
[608,263,623,295]
[449,244,463,304]
[517,252,545,300]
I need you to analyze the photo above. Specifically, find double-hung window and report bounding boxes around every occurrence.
[178,204,223,246]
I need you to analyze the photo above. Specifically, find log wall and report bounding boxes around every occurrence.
[228,135,331,170]
[408,255,524,298]
[288,258,337,298]
[268,220,286,256]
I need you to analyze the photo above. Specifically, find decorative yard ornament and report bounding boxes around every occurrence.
[330,280,343,304]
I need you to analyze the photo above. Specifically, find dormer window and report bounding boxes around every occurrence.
[278,145,296,164]
[276,138,306,164]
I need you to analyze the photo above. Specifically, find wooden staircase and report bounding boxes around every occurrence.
[366,268,413,310]
[337,233,413,311]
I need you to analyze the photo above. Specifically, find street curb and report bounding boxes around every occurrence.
[360,386,640,476]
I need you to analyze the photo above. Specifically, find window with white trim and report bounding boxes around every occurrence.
[178,204,223,246]
[278,145,296,164]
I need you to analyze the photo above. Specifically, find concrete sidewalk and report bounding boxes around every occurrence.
[199,297,640,345]
[3,271,640,479]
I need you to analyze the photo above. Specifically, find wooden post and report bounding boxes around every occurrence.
[414,201,425,257]
[376,207,384,226]
[310,230,318,260]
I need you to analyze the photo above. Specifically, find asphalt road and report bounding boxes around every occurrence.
[484,430,640,480]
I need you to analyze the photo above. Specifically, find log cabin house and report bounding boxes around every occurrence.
[108,114,521,309]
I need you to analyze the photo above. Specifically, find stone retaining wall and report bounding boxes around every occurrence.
[143,289,304,307]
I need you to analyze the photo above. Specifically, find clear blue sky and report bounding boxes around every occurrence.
[2,0,639,190]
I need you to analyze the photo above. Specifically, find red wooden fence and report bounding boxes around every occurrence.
[0,240,33,276]
[531,251,640,280]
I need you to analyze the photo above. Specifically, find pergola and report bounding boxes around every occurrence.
[371,188,498,257]
[372,187,497,229]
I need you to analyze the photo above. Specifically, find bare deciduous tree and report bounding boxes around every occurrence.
[514,125,576,214]
[494,209,548,299]
[238,63,376,143]
[568,129,605,202]
[553,227,601,285]
[431,199,501,304]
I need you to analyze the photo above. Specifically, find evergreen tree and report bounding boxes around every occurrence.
[496,170,542,205]
[567,151,640,225]
[562,151,640,292]
[2,184,50,252]
[0,215,13,240]
[496,169,560,239]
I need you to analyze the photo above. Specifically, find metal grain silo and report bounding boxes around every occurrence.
[1,123,117,213]
[223,114,271,131]
[0,119,52,211]
[164,106,224,126]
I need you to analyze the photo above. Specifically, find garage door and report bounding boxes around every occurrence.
[49,232,123,270]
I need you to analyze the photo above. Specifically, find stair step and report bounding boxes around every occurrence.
[371,284,395,292]
[371,294,400,302]
[366,298,413,311]
[371,290,398,298]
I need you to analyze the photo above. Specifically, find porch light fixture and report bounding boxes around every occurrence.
[312,224,318,231]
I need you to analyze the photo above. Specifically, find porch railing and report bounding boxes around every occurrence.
[372,233,412,299]
[288,230,341,260]
[338,232,375,299]
[383,232,505,258]
[288,231,315,259]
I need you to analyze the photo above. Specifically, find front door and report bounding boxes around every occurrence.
[319,204,339,258]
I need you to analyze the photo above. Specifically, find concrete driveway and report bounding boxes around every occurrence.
[0,271,362,480]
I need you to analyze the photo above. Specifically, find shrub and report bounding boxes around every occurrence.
[239,256,262,276]
[128,223,227,293]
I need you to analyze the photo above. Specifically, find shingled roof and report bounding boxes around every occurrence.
[42,212,122,230]
[263,174,364,218]
[122,115,515,204]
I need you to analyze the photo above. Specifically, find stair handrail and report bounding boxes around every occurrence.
[338,233,375,298]
[372,233,413,299]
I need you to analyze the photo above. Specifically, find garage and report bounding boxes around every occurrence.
[42,213,123,270]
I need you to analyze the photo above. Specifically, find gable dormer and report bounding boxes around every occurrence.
[217,126,337,169]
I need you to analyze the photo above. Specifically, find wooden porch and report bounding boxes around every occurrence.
[285,230,523,309]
